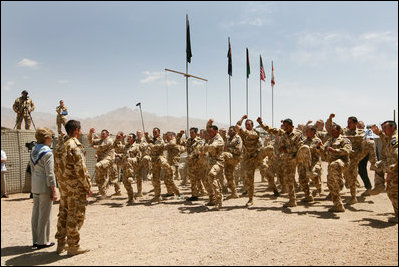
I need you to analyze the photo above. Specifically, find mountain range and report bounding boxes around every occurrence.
[1,106,229,135]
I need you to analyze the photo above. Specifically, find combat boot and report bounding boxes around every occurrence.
[246,198,254,207]
[151,196,163,202]
[346,197,358,205]
[56,242,68,254]
[301,195,314,203]
[112,191,122,196]
[67,246,90,256]
[361,188,371,197]
[388,216,398,224]
[328,204,345,212]
[370,184,385,195]
[205,201,216,206]
[283,199,297,207]
[127,197,135,204]
[230,192,239,199]
[273,189,280,197]
[135,192,143,198]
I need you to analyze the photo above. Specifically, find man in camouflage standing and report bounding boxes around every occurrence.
[13,90,35,130]
[88,128,121,199]
[222,126,242,199]
[235,115,261,207]
[55,120,91,255]
[122,133,141,204]
[177,128,203,201]
[257,117,304,207]
[327,114,364,205]
[136,130,151,196]
[55,100,68,134]
[371,121,398,223]
[145,128,181,202]
[321,123,352,212]
[202,119,225,209]
[113,131,126,183]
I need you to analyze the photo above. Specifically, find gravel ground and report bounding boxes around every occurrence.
[1,163,398,266]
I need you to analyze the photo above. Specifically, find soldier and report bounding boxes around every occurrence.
[321,123,352,212]
[88,128,121,199]
[55,100,68,134]
[236,115,262,207]
[201,119,225,210]
[222,126,242,199]
[327,114,364,205]
[165,132,182,182]
[257,117,304,207]
[145,127,181,202]
[371,121,398,223]
[297,125,323,201]
[177,128,203,201]
[136,130,152,188]
[13,90,35,130]
[113,131,126,183]
[55,120,91,255]
[122,133,141,204]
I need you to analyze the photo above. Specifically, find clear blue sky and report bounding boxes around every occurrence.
[1,1,398,128]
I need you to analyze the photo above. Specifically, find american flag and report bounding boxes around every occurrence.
[260,55,266,81]
[271,61,275,87]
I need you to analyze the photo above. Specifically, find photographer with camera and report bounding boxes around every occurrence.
[56,100,68,134]
[13,90,35,130]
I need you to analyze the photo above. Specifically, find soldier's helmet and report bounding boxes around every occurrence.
[21,90,28,95]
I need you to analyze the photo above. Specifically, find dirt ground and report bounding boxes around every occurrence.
[1,163,398,266]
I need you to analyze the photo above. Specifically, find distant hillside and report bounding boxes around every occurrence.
[1,106,229,135]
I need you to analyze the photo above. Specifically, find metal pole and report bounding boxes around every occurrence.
[260,69,262,118]
[272,86,274,127]
[229,75,231,126]
[246,78,248,115]
[139,105,145,133]
[28,111,36,130]
[186,61,189,138]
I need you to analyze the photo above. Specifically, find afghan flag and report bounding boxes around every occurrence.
[271,61,275,87]
[227,37,232,76]
[186,14,192,64]
[246,48,250,78]
[260,55,266,81]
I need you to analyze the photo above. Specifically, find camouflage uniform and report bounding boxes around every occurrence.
[136,137,151,196]
[376,130,398,219]
[257,144,278,194]
[177,133,203,198]
[297,135,323,200]
[13,96,35,130]
[146,135,180,200]
[259,122,304,206]
[113,138,125,182]
[88,134,120,197]
[56,105,68,134]
[203,121,225,207]
[55,137,91,251]
[222,133,242,198]
[165,136,183,181]
[327,117,365,204]
[322,135,352,211]
[122,142,141,202]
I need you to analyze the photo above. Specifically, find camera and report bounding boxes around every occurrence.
[25,141,37,151]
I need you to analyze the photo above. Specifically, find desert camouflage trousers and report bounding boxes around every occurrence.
[296,145,322,197]
[327,159,346,207]
[186,159,204,197]
[206,161,224,204]
[387,172,398,217]
[95,157,120,196]
[223,154,240,196]
[152,156,180,198]
[55,191,88,249]
[56,116,67,134]
[258,158,277,191]
[16,114,31,130]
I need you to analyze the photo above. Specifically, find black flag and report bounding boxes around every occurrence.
[227,37,232,76]
[186,14,192,63]
[136,102,141,107]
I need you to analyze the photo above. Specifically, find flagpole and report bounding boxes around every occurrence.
[260,55,262,118]
[186,14,190,137]
[272,85,274,127]
[229,75,231,126]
